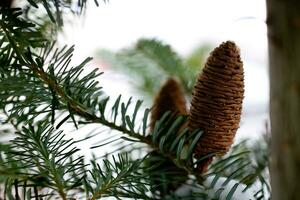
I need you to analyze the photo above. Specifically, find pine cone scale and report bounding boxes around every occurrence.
[194,85,243,99]
[201,73,244,87]
[199,80,244,93]
[203,67,244,81]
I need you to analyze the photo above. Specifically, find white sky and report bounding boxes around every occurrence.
[64,0,267,60]
[59,0,269,139]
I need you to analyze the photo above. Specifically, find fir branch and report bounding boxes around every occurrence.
[9,123,87,199]
[86,154,151,200]
[0,18,221,189]
[97,38,210,98]
[0,13,208,195]
[24,0,101,27]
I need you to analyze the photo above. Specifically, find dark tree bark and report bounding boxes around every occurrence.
[267,0,300,199]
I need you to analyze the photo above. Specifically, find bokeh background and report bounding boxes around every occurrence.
[58,0,269,142]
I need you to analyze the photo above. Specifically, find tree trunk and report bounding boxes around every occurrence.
[267,0,300,199]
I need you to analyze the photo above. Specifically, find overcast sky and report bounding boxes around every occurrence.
[62,0,266,60]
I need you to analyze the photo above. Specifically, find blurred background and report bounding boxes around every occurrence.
[57,0,269,142]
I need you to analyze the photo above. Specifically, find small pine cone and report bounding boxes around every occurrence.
[188,41,244,173]
[149,77,188,196]
[150,77,188,130]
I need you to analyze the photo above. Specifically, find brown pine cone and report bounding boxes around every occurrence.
[188,41,244,173]
[148,77,188,196]
[150,77,188,130]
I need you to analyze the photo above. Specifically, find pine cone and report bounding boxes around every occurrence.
[150,77,188,130]
[148,77,188,196]
[188,41,244,173]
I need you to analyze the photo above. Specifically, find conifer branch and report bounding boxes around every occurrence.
[0,11,203,181]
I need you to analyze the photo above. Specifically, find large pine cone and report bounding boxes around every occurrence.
[188,41,244,173]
